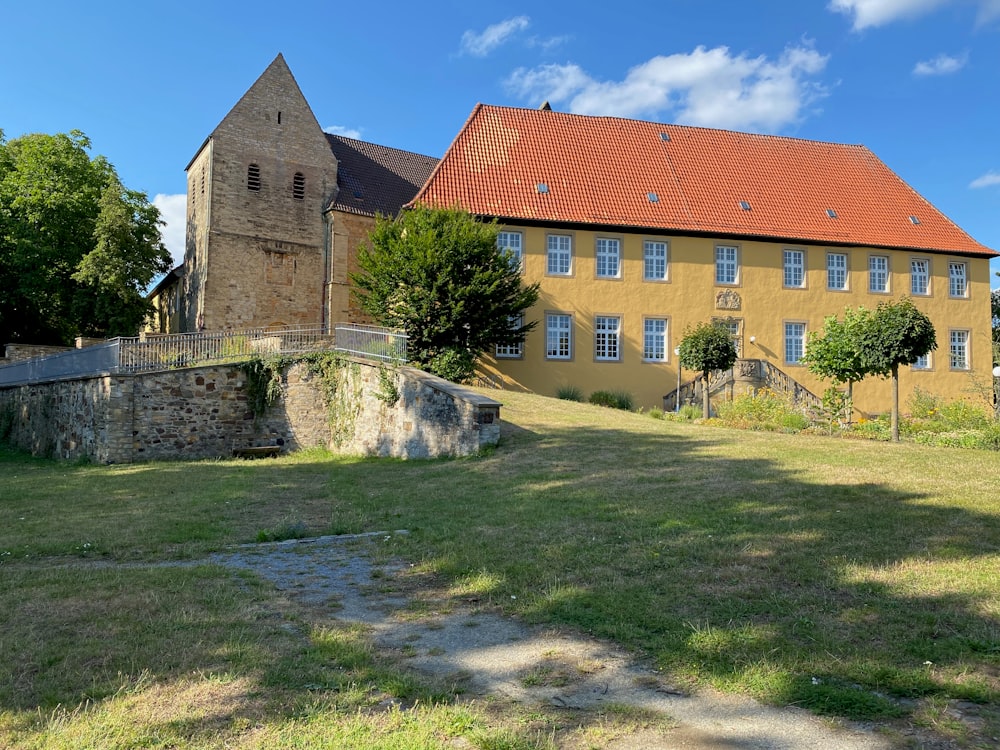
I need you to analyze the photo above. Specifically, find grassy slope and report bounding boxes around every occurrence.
[1,390,998,746]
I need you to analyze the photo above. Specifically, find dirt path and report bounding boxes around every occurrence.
[210,532,897,749]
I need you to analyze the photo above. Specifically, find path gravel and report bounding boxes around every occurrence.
[210,532,896,749]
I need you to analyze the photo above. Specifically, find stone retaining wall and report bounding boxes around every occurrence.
[0,359,500,463]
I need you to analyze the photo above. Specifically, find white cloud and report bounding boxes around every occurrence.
[970,171,1000,189]
[526,34,570,54]
[977,0,1000,23]
[506,44,830,132]
[913,52,968,75]
[153,193,186,269]
[461,16,530,57]
[323,125,363,140]
[829,0,1000,29]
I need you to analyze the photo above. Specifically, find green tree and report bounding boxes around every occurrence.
[859,297,937,442]
[677,321,738,419]
[352,204,540,382]
[800,306,871,422]
[0,131,170,345]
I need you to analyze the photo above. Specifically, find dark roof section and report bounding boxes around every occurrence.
[325,134,438,218]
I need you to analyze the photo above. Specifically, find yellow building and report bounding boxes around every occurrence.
[414,104,997,414]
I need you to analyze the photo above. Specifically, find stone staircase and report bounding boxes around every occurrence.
[663,359,821,415]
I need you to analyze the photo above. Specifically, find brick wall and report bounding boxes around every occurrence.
[0,360,501,463]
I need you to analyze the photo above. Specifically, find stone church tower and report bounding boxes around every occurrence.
[182,54,339,331]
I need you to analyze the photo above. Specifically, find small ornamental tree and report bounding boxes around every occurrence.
[678,322,738,419]
[858,297,937,442]
[352,204,540,382]
[800,307,872,423]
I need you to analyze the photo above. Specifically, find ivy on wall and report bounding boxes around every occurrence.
[239,351,396,447]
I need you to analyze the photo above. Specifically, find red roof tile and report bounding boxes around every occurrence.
[413,105,995,257]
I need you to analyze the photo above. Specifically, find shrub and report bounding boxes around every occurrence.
[588,390,634,411]
[936,399,991,430]
[715,389,808,432]
[908,387,939,419]
[647,407,665,420]
[678,404,701,420]
[556,385,584,402]
[847,415,892,441]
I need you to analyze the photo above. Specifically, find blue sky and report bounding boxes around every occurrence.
[2,0,998,287]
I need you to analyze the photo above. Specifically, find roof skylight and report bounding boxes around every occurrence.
[659,132,671,142]
[647,192,659,203]
[826,209,837,219]
[739,200,751,211]
[909,215,921,225]
[536,183,549,194]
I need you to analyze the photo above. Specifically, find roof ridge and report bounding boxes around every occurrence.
[474,103,869,150]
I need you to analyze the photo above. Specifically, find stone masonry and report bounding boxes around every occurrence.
[0,360,501,463]
[182,54,338,332]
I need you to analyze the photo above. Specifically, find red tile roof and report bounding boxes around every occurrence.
[413,104,995,257]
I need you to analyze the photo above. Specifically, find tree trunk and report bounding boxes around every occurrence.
[846,380,854,425]
[702,372,711,420]
[890,363,900,442]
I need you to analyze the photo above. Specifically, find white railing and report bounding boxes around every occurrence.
[0,323,408,387]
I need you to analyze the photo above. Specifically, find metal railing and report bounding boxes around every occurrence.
[0,323,407,387]
[333,323,408,363]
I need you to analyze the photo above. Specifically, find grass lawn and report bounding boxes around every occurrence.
[1,390,998,747]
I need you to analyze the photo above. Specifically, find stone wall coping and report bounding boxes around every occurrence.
[398,365,502,409]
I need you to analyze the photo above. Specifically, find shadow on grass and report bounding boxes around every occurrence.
[1,411,998,736]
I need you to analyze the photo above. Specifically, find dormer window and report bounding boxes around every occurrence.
[247,164,261,192]
[293,172,305,200]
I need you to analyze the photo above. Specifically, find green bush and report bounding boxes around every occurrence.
[555,385,584,402]
[588,390,634,411]
[647,407,665,420]
[848,415,892,441]
[715,389,808,432]
[678,404,701,420]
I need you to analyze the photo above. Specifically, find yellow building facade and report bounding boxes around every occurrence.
[476,227,992,414]
[414,104,996,415]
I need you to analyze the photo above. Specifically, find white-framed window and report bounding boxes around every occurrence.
[784,322,806,365]
[715,245,739,285]
[912,353,931,370]
[714,317,743,357]
[497,231,523,272]
[495,315,524,359]
[594,315,621,361]
[596,238,621,278]
[949,329,970,370]
[546,234,572,276]
[827,252,848,291]
[643,240,668,281]
[643,318,668,362]
[546,313,573,359]
[783,249,805,288]
[869,255,889,293]
[910,258,930,296]
[949,262,968,298]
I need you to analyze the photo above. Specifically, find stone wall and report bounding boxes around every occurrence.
[3,344,72,362]
[0,359,500,463]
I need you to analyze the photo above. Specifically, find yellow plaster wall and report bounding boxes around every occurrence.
[479,225,993,414]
